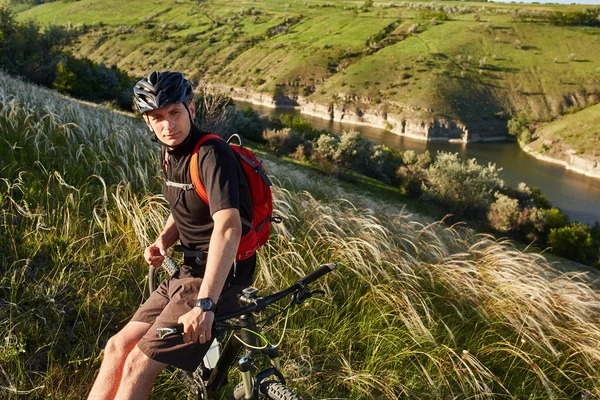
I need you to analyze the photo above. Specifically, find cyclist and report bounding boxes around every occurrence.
[88,71,255,399]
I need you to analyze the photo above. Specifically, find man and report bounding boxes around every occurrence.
[88,71,255,399]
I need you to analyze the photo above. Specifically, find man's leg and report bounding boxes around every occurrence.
[87,321,151,400]
[113,345,167,400]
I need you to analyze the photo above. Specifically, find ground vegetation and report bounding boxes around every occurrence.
[1,70,600,400]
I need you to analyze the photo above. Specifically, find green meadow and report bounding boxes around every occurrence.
[16,0,600,137]
[531,102,600,158]
[1,66,600,400]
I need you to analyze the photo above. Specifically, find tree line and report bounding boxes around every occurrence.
[0,2,135,110]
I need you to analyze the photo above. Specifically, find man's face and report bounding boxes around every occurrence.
[144,101,196,147]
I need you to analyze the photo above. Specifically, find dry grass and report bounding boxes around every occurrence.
[1,71,599,399]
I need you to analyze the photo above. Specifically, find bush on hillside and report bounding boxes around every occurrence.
[275,114,323,140]
[421,152,504,219]
[418,10,449,21]
[488,193,520,232]
[230,106,267,142]
[507,112,531,144]
[544,207,569,231]
[311,133,340,173]
[0,4,136,110]
[397,150,431,196]
[263,128,307,155]
[548,223,596,265]
[0,4,74,86]
[53,55,135,109]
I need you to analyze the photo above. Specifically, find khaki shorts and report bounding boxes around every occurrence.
[132,257,255,371]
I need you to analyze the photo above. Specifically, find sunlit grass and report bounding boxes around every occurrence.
[1,71,599,399]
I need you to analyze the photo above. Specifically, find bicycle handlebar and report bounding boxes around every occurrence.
[157,262,337,339]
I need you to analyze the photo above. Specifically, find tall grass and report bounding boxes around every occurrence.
[1,71,599,399]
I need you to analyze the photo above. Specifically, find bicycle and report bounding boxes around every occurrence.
[149,257,337,399]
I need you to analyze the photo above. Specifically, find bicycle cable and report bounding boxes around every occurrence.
[233,327,270,350]
[273,306,291,348]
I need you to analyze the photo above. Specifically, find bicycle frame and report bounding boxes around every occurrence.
[205,289,288,399]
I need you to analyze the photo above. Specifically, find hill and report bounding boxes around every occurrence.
[1,70,600,398]
[15,0,600,144]
[523,102,600,178]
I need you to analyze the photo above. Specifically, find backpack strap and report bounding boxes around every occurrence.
[190,133,256,231]
[165,181,195,191]
[189,133,225,206]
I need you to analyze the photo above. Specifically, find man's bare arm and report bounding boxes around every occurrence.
[178,208,242,344]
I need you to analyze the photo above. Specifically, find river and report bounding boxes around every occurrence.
[235,101,600,225]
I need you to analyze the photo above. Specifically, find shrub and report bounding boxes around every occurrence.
[291,143,311,161]
[548,223,596,265]
[421,152,504,219]
[397,151,430,196]
[263,128,306,156]
[551,9,600,27]
[507,112,531,144]
[488,193,520,232]
[544,208,569,231]
[402,150,418,165]
[311,134,340,173]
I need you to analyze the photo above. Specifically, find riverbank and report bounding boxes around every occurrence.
[220,85,509,144]
[522,142,600,180]
[520,103,600,180]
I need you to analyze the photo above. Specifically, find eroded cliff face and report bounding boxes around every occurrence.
[225,86,509,143]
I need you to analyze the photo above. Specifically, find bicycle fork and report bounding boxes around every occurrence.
[236,313,285,399]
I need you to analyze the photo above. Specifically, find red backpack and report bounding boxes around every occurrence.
[189,133,280,261]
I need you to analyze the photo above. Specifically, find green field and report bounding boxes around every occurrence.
[15,0,600,144]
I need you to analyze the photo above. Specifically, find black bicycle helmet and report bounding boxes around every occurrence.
[133,71,193,113]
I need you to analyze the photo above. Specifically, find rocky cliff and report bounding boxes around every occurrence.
[223,86,508,143]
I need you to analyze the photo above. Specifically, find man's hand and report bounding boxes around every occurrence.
[144,241,167,267]
[178,308,214,344]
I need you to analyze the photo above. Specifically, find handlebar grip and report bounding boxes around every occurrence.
[162,255,180,278]
[298,262,337,286]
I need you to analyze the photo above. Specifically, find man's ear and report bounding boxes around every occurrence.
[143,113,153,132]
[188,100,196,122]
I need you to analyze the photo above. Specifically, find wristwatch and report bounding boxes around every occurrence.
[195,297,216,313]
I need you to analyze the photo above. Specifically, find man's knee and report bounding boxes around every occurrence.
[102,335,126,364]
[122,346,165,379]
[103,323,148,360]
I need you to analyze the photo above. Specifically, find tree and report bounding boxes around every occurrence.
[52,61,77,94]
[0,7,72,86]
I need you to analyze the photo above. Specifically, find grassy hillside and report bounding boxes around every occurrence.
[530,102,600,158]
[15,0,600,138]
[2,72,600,399]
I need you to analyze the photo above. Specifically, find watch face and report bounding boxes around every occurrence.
[200,299,211,310]
[197,298,215,311]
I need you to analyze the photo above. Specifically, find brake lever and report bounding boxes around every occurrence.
[292,286,325,305]
[157,325,182,339]
[157,323,228,340]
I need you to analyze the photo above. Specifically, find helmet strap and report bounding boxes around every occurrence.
[182,101,195,127]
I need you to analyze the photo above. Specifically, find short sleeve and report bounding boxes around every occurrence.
[197,142,240,216]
